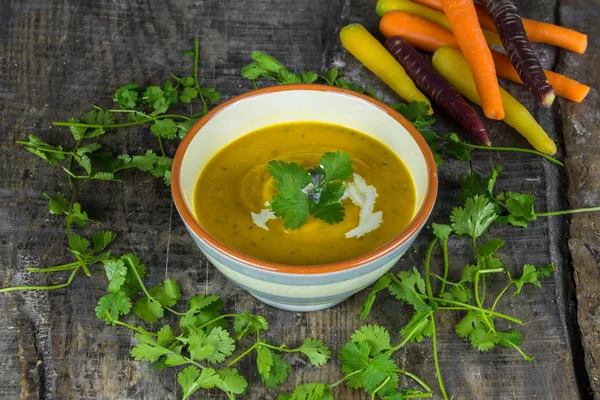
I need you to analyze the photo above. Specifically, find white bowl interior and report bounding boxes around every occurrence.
[179,89,430,221]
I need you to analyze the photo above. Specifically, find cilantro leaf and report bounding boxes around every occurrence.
[149,279,181,307]
[451,196,499,239]
[351,325,392,355]
[157,325,175,347]
[278,383,333,400]
[295,338,331,366]
[81,109,116,127]
[268,161,311,229]
[301,71,318,84]
[44,192,67,215]
[256,346,274,379]
[455,311,486,339]
[399,312,433,343]
[96,291,132,323]
[215,368,248,396]
[359,274,391,320]
[389,102,434,130]
[338,341,371,389]
[179,86,198,103]
[69,119,87,140]
[150,118,177,139]
[512,264,541,295]
[66,202,91,227]
[68,234,90,256]
[496,191,536,228]
[178,366,221,399]
[320,151,353,182]
[476,238,504,258]
[21,135,67,164]
[233,311,269,338]
[278,69,303,84]
[131,342,172,362]
[432,223,452,241]
[440,284,472,304]
[102,258,127,293]
[388,269,431,313]
[92,231,117,252]
[200,87,221,103]
[458,166,502,202]
[536,263,555,279]
[261,351,290,388]
[187,327,235,363]
[120,254,147,297]
[114,84,140,109]
[318,68,339,86]
[133,297,164,323]
[310,181,346,224]
[442,133,472,160]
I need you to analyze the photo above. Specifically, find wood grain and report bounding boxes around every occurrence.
[0,0,595,399]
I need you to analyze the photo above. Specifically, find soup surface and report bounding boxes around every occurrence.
[194,122,416,265]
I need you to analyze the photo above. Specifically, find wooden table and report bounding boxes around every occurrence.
[0,0,598,399]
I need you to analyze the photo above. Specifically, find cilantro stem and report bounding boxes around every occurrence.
[491,282,513,312]
[418,295,523,324]
[430,274,459,287]
[66,180,92,277]
[440,240,449,295]
[125,255,185,316]
[251,80,258,90]
[67,137,83,190]
[14,143,74,156]
[195,314,239,331]
[398,369,433,393]
[26,261,80,273]
[193,38,208,115]
[466,143,564,167]
[430,315,448,400]
[370,375,391,399]
[387,312,434,354]
[536,206,600,217]
[226,339,260,367]
[52,114,189,129]
[157,137,166,157]
[474,269,504,331]
[424,238,438,300]
[108,109,192,120]
[0,266,79,293]
[328,369,363,389]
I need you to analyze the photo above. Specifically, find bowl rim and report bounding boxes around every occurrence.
[171,84,438,275]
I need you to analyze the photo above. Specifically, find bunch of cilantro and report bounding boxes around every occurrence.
[93,253,331,399]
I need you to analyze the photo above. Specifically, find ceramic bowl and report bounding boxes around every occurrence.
[171,84,438,312]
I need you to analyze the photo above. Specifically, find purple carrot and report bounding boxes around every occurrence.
[482,0,555,108]
[384,36,491,146]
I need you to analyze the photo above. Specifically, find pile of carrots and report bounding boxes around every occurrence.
[340,0,590,155]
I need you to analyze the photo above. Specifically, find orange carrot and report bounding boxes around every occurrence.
[379,11,458,52]
[379,12,590,103]
[412,0,587,53]
[438,0,503,119]
[490,51,590,103]
[375,0,502,46]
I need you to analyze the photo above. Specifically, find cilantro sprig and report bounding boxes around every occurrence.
[95,259,332,399]
[241,50,380,99]
[268,151,353,229]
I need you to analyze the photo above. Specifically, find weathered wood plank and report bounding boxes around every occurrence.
[558,1,600,398]
[0,0,594,399]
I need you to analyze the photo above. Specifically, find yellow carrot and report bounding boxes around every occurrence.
[432,46,556,155]
[375,0,502,46]
[339,23,432,111]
